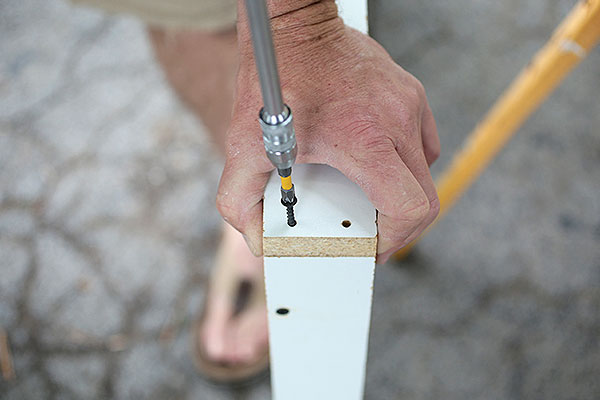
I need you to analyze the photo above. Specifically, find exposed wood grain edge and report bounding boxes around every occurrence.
[263,236,377,257]
[0,326,15,381]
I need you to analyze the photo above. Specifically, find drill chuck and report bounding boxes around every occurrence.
[259,105,297,171]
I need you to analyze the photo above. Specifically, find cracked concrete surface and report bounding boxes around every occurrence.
[1,0,599,399]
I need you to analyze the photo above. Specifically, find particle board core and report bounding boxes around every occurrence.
[263,164,377,258]
[263,236,376,257]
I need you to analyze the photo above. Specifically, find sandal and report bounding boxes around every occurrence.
[192,224,270,385]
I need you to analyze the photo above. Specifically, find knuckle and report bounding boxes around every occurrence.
[341,121,395,157]
[343,116,380,140]
[404,84,421,106]
[215,191,233,219]
[405,74,426,100]
[399,142,423,158]
[215,186,240,226]
[429,145,441,162]
[357,133,394,155]
[395,104,420,138]
[413,78,426,98]
[379,194,430,247]
[428,195,441,221]
[397,194,430,224]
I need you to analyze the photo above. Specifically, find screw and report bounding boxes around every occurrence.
[281,197,297,227]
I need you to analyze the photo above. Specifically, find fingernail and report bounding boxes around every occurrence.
[241,233,259,256]
[376,248,395,265]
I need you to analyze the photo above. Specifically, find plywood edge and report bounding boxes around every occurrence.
[263,236,377,257]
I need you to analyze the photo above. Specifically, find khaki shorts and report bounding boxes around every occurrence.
[72,0,237,31]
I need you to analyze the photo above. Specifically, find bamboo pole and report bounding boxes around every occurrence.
[394,0,600,259]
[0,327,15,381]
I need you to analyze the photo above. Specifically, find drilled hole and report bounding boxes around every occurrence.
[276,308,289,315]
[341,220,352,228]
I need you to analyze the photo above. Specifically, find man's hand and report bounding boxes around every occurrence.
[217,0,440,263]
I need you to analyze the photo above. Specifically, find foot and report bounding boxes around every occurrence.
[195,223,269,378]
[147,24,268,381]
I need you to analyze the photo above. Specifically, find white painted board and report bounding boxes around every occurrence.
[264,2,372,399]
[337,0,369,34]
[264,165,376,400]
[265,257,375,400]
[263,164,376,239]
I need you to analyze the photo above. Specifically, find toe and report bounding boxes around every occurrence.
[200,299,230,362]
[230,308,269,364]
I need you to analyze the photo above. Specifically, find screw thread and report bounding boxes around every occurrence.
[281,197,297,227]
[286,204,297,227]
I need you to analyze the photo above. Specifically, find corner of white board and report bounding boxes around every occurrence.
[337,0,369,34]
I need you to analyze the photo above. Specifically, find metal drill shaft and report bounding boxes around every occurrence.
[245,0,284,117]
[246,0,297,170]
[245,0,299,227]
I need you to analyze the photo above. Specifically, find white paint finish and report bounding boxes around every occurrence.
[265,257,376,400]
[264,166,376,399]
[263,164,377,239]
[337,0,369,34]
[264,4,373,399]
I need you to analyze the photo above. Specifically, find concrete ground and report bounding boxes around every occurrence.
[1,0,599,398]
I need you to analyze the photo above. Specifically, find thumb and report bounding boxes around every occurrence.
[216,148,272,257]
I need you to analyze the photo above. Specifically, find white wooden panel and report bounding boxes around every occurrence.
[265,257,375,400]
[264,2,372,398]
[337,0,369,34]
[264,165,376,400]
[263,165,376,239]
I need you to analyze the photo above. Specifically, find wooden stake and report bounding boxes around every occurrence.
[395,0,600,259]
[0,327,15,381]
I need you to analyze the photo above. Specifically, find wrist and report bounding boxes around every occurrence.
[237,0,344,57]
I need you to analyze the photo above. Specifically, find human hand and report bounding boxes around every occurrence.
[217,0,440,263]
